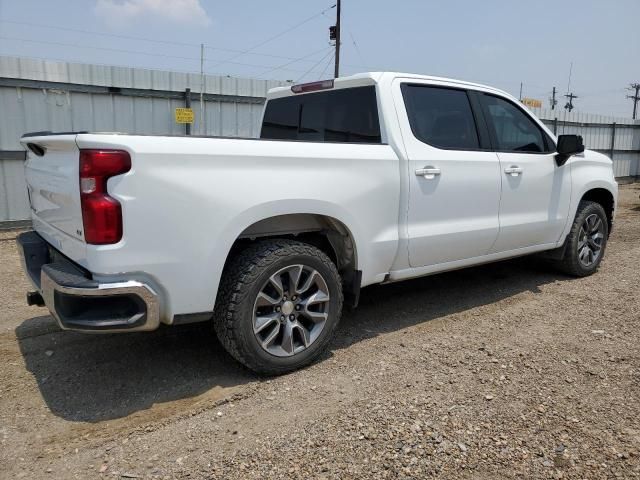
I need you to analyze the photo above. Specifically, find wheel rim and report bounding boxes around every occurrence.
[252,264,330,357]
[577,213,605,267]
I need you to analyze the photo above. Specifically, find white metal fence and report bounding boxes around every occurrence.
[0,56,285,222]
[531,107,640,178]
[1,56,638,223]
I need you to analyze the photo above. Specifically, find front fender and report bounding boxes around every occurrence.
[560,150,618,241]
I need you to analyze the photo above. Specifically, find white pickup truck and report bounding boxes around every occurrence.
[17,72,617,374]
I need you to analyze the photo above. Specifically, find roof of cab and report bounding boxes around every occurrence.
[266,72,511,100]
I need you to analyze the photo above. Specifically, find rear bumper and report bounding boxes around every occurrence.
[17,231,160,333]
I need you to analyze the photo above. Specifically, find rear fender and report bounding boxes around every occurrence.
[206,199,364,307]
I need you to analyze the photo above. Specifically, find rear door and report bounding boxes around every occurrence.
[477,93,571,252]
[396,82,501,268]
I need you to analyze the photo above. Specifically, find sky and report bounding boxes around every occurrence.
[0,0,638,117]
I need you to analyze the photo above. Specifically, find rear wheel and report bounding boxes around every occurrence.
[213,239,343,375]
[555,200,609,277]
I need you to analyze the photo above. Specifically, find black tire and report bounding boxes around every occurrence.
[213,239,343,375]
[555,200,609,277]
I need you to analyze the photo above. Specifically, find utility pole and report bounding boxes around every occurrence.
[334,0,341,78]
[564,92,578,112]
[184,88,191,136]
[627,83,640,120]
[550,86,557,110]
[519,82,523,101]
[200,43,205,135]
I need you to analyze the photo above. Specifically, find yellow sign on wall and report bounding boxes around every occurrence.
[175,108,194,124]
[521,98,542,109]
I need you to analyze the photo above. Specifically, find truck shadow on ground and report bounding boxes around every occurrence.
[15,318,254,423]
[16,256,568,423]
[333,256,563,350]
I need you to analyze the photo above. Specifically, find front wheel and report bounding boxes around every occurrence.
[555,200,609,277]
[213,239,343,375]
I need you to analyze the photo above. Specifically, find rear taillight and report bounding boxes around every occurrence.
[79,149,131,245]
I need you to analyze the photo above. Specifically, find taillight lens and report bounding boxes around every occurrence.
[79,149,131,244]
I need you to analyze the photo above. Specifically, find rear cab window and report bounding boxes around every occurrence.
[260,86,382,143]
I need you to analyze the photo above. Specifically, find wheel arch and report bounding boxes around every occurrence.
[214,201,365,308]
[235,212,359,274]
[580,187,615,234]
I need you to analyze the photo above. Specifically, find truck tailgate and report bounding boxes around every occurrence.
[20,134,87,258]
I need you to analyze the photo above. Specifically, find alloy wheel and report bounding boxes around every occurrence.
[577,213,605,267]
[252,264,331,357]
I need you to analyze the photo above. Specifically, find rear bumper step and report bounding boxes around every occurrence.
[17,231,160,332]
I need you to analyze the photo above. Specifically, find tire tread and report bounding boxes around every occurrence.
[213,239,342,375]
[555,200,608,277]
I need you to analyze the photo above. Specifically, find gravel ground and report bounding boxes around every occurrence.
[1,183,639,479]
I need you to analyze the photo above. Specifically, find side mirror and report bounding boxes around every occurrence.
[556,134,585,166]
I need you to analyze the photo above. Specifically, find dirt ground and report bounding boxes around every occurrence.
[1,184,639,480]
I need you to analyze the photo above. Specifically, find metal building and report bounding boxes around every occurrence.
[1,55,639,224]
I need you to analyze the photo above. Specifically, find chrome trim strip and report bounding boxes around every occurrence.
[40,269,160,333]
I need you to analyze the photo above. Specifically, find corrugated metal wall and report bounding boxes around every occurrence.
[0,56,286,222]
[531,107,640,178]
[0,55,286,150]
[0,88,267,144]
[0,91,267,222]
[0,157,29,223]
[1,56,639,222]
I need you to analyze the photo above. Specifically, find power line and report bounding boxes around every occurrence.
[4,16,629,106]
[0,50,262,84]
[295,49,335,82]
[0,35,331,76]
[257,46,332,78]
[0,18,339,66]
[319,52,335,80]
[348,31,367,72]
[209,4,336,70]
[204,57,321,74]
[580,87,627,96]
[0,19,200,48]
[0,35,200,62]
[0,15,379,75]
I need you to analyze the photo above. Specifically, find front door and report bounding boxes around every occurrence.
[477,93,572,252]
[397,83,502,268]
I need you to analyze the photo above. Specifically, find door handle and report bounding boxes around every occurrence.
[504,166,523,176]
[415,166,441,179]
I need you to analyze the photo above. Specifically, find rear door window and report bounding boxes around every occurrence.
[260,86,381,143]
[401,84,480,150]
